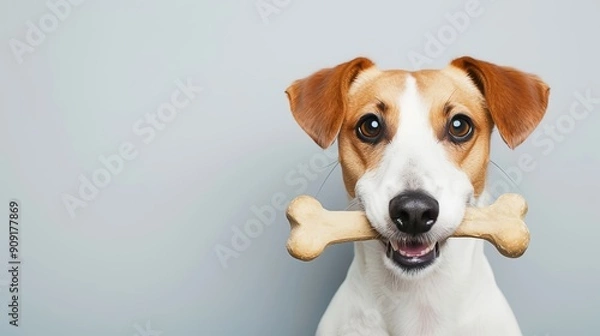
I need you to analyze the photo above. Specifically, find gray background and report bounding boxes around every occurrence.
[0,0,599,335]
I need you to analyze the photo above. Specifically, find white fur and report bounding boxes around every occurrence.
[316,77,522,335]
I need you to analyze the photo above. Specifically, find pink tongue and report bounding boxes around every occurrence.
[399,242,429,254]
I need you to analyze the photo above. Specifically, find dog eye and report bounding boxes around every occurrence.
[448,114,474,142]
[356,114,384,143]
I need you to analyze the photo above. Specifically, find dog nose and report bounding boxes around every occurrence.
[389,190,439,234]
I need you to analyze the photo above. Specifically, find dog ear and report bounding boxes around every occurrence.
[450,56,550,149]
[285,57,375,149]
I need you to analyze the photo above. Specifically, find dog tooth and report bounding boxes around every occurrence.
[390,240,399,251]
[413,243,434,257]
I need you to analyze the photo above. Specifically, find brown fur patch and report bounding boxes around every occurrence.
[412,69,493,196]
[285,57,375,149]
[339,71,409,196]
[450,57,550,149]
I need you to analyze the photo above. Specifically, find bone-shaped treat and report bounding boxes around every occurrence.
[286,193,530,261]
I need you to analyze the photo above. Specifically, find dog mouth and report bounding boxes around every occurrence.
[384,239,440,270]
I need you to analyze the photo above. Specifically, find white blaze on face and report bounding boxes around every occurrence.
[355,76,474,240]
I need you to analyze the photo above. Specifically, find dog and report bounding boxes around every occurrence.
[284,56,549,336]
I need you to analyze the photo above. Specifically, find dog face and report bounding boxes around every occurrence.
[285,57,549,277]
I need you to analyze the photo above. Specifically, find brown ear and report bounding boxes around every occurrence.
[285,57,375,149]
[450,56,550,149]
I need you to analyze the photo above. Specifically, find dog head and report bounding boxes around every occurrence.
[285,56,549,277]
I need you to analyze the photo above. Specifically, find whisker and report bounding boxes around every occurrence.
[322,160,339,168]
[345,199,358,210]
[315,160,340,198]
[489,159,523,193]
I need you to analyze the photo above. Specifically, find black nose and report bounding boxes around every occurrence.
[389,190,439,234]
